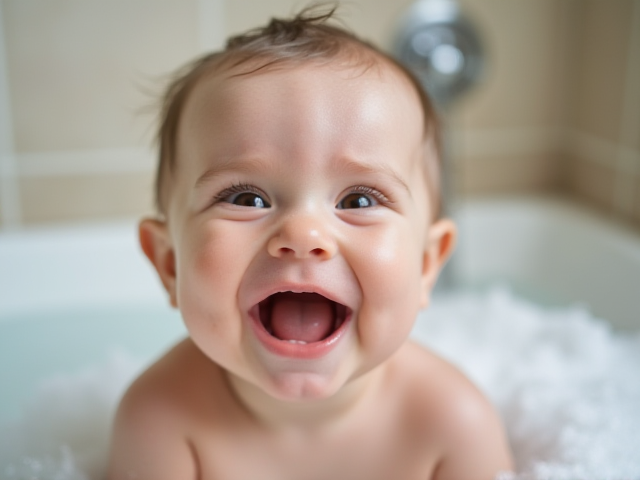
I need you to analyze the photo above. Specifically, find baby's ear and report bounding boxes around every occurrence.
[139,219,178,308]
[420,218,457,308]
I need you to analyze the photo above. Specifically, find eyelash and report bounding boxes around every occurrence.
[346,185,391,205]
[212,183,391,207]
[213,183,268,203]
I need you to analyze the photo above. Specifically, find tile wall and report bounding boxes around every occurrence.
[564,0,640,224]
[0,0,638,229]
[452,0,640,229]
[0,0,217,227]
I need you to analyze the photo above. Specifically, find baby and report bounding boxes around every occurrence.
[107,7,513,480]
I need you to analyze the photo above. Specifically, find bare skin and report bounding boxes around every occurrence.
[109,339,511,480]
[107,60,513,479]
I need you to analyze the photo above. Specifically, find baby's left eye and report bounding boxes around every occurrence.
[337,193,377,209]
[214,183,271,209]
[337,187,385,209]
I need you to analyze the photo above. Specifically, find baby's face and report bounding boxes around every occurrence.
[162,61,449,401]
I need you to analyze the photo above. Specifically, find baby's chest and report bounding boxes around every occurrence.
[193,431,440,480]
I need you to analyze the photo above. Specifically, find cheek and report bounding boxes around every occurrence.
[181,226,242,291]
[347,223,424,358]
[175,221,255,343]
[354,222,424,299]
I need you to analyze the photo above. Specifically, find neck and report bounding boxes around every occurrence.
[224,366,385,432]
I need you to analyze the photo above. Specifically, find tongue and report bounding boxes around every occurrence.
[270,293,335,343]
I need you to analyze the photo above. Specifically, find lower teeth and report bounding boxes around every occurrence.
[287,339,308,345]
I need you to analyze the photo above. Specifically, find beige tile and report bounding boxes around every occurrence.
[554,0,585,129]
[618,2,640,153]
[456,153,564,195]
[569,0,634,144]
[4,0,201,153]
[20,172,155,224]
[453,0,573,129]
[566,157,616,213]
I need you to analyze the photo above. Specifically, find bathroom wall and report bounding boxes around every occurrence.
[565,0,640,225]
[0,0,213,227]
[450,0,572,196]
[451,0,640,228]
[0,0,638,229]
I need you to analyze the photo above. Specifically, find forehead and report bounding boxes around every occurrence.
[178,59,425,157]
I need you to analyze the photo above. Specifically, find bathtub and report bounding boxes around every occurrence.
[450,195,640,331]
[1,195,639,479]
[0,220,186,424]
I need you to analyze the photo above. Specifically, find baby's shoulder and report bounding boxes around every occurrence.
[107,339,224,478]
[396,341,493,423]
[390,342,513,478]
[112,338,230,438]
[394,341,501,433]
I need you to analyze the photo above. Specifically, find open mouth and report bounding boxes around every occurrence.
[258,292,349,345]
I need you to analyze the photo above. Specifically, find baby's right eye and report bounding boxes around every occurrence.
[215,184,271,208]
[229,192,270,208]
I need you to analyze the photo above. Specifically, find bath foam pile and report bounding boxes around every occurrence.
[412,287,640,479]
[1,287,639,479]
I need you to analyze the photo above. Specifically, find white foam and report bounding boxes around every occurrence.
[1,288,639,479]
[413,287,640,479]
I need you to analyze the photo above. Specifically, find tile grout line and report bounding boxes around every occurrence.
[0,1,22,230]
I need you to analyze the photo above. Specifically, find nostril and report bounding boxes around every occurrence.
[267,228,336,259]
[276,247,326,258]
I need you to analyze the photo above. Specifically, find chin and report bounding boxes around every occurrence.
[266,371,344,401]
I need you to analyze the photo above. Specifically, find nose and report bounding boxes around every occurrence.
[267,213,337,260]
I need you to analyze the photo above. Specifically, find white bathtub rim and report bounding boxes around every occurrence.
[451,195,640,330]
[0,218,169,320]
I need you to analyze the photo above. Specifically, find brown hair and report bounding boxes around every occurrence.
[155,4,441,217]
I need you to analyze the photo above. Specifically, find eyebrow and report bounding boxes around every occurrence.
[194,155,412,196]
[194,157,269,189]
[335,158,412,196]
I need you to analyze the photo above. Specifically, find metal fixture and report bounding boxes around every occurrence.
[393,0,484,109]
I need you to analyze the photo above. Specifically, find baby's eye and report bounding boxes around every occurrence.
[231,192,270,208]
[338,193,377,209]
[215,184,271,208]
[337,187,386,209]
